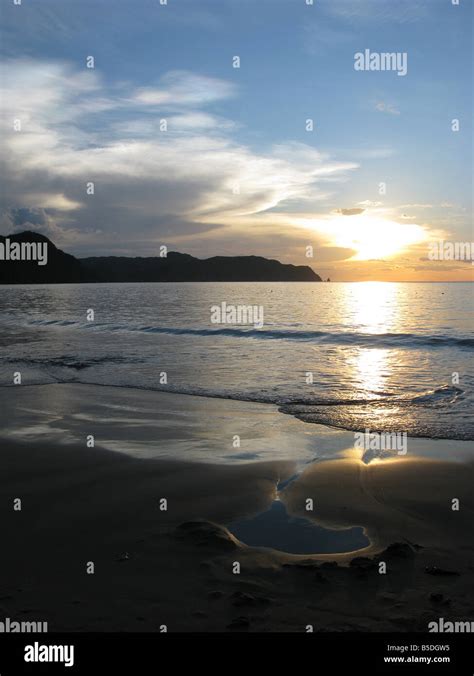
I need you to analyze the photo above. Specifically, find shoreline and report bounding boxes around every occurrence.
[1,381,473,450]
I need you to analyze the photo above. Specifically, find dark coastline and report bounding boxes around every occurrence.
[0,232,322,284]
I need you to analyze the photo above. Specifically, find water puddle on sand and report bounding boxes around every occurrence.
[227,500,368,555]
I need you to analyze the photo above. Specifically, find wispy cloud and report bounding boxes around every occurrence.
[357,200,383,207]
[132,71,237,107]
[375,101,400,116]
[325,0,429,24]
[335,208,365,216]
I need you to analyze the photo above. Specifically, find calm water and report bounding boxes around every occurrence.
[0,282,473,440]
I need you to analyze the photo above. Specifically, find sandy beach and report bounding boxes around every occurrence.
[0,383,472,632]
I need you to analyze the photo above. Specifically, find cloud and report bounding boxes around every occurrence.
[351,147,395,160]
[326,0,429,24]
[375,102,400,116]
[168,113,236,131]
[416,260,473,271]
[132,71,237,107]
[0,2,223,59]
[399,204,433,209]
[335,208,365,216]
[310,246,357,262]
[357,200,383,207]
[0,206,81,248]
[0,59,358,257]
[5,207,47,228]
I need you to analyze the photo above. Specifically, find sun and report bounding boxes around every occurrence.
[322,215,427,260]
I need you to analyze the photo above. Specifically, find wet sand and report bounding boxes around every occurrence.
[0,384,473,632]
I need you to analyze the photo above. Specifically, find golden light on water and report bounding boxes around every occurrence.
[342,282,400,399]
[354,348,390,397]
[349,281,400,332]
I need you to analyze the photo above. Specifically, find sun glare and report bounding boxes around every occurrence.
[322,215,427,260]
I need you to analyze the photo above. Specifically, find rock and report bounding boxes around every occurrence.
[320,561,338,569]
[429,593,450,605]
[232,592,257,607]
[382,543,414,559]
[208,590,225,600]
[174,521,239,551]
[350,557,376,570]
[227,616,250,630]
[378,592,397,602]
[231,591,271,607]
[425,566,460,577]
[117,552,130,562]
[282,560,319,571]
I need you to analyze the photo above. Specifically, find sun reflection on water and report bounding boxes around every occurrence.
[342,283,401,399]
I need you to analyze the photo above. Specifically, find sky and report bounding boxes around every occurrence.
[0,0,472,281]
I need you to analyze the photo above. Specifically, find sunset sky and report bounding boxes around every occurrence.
[1,0,472,281]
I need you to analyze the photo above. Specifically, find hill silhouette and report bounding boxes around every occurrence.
[0,232,322,283]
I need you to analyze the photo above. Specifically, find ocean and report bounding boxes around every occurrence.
[0,281,473,441]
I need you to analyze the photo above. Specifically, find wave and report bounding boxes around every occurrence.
[23,319,474,350]
[0,355,464,409]
[410,385,464,405]
[1,354,143,370]
[1,378,472,440]
[0,361,470,439]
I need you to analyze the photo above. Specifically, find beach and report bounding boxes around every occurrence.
[1,0,474,664]
[1,383,472,633]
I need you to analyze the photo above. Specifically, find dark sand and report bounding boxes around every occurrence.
[0,385,473,632]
